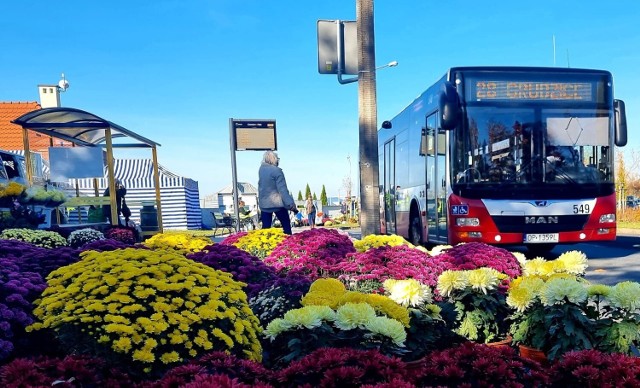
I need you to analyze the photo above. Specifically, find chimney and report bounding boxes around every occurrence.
[38,84,61,108]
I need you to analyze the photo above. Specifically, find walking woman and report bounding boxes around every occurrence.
[305,195,316,229]
[258,151,297,235]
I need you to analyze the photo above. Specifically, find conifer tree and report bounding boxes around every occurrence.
[320,185,328,206]
[297,190,303,200]
[305,184,311,199]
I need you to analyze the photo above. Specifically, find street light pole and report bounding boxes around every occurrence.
[347,154,352,218]
[357,0,381,237]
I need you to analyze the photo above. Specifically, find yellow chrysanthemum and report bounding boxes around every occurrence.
[506,285,536,312]
[437,270,468,297]
[353,234,411,252]
[555,250,588,275]
[466,268,500,294]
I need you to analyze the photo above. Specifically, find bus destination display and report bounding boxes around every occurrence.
[233,119,277,151]
[473,80,593,102]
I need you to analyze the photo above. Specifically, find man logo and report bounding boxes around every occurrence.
[525,216,558,224]
[534,200,549,207]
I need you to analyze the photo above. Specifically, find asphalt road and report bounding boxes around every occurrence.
[545,233,640,285]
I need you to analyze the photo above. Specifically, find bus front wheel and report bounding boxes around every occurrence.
[409,214,422,246]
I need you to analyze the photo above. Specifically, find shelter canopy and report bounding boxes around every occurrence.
[12,107,160,148]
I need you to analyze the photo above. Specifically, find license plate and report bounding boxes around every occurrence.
[524,233,559,243]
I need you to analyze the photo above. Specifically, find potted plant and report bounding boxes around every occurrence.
[436,267,512,344]
[587,281,640,354]
[507,274,595,361]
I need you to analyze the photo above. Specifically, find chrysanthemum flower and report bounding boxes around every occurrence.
[506,286,536,312]
[429,245,452,256]
[334,303,376,330]
[436,270,468,297]
[466,268,500,294]
[608,281,640,311]
[540,277,588,306]
[587,284,612,297]
[383,279,432,307]
[556,250,588,275]
[365,316,407,346]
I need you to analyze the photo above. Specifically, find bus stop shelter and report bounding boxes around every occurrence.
[11,107,164,232]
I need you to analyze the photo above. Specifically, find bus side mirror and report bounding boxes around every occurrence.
[439,81,460,130]
[614,99,627,147]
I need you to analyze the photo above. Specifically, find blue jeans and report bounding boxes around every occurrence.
[261,208,292,235]
[308,212,316,226]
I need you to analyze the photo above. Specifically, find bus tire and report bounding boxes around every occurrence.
[409,213,422,246]
[526,243,556,257]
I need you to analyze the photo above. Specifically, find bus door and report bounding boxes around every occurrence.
[383,139,396,234]
[426,113,448,242]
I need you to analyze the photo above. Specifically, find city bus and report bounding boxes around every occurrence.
[378,66,627,254]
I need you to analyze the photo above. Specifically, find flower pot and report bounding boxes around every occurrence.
[486,335,512,349]
[518,344,547,364]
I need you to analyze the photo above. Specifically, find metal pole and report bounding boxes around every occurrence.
[104,128,118,226]
[357,0,381,237]
[151,145,164,233]
[229,118,240,231]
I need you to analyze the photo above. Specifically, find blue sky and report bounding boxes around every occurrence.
[2,1,638,199]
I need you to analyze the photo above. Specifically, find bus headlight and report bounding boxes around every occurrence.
[599,214,616,223]
[456,218,480,227]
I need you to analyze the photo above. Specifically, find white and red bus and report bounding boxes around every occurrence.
[378,67,627,254]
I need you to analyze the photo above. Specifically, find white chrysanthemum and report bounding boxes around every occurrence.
[334,303,376,330]
[540,277,588,306]
[429,245,452,256]
[264,318,293,339]
[282,305,334,329]
[608,281,640,311]
[383,279,432,307]
[365,316,407,346]
[511,251,528,267]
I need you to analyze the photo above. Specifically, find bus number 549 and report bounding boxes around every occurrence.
[573,204,590,214]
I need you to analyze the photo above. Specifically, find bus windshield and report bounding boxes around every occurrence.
[452,105,614,194]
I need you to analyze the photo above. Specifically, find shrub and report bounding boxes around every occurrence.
[28,248,263,377]
[0,228,67,248]
[151,351,275,387]
[410,342,548,387]
[67,228,105,248]
[187,244,278,299]
[437,242,522,281]
[264,228,355,280]
[353,234,413,253]
[142,232,212,254]
[248,274,312,326]
[328,245,442,293]
[104,227,137,245]
[0,355,133,387]
[82,238,140,252]
[223,229,285,259]
[276,347,411,387]
[549,349,640,386]
[13,246,80,279]
[0,258,47,361]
